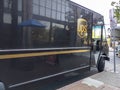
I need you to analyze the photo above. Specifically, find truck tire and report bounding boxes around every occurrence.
[97,57,105,72]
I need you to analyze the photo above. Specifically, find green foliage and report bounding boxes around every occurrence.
[111,0,120,23]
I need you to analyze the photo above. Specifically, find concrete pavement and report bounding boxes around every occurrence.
[57,71,120,90]
[105,47,120,73]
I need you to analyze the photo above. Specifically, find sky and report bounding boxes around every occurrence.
[71,0,117,26]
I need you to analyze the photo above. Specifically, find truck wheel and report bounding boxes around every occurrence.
[97,57,105,72]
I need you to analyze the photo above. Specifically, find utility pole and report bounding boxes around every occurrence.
[109,8,117,72]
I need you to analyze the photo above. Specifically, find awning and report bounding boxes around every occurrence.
[19,19,45,28]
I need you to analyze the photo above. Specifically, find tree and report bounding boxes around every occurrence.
[111,0,120,23]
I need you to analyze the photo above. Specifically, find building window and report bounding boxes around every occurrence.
[57,12,61,20]
[66,6,69,13]
[52,2,57,10]
[61,13,65,21]
[4,0,21,11]
[33,5,39,15]
[46,0,51,8]
[32,0,70,21]
[3,13,12,24]
[18,0,22,11]
[40,6,45,16]
[18,16,22,24]
[52,10,56,19]
[33,0,39,5]
[40,0,45,7]
[62,4,65,13]
[33,0,40,15]
[57,0,61,4]
[4,0,12,9]
[66,0,69,7]
[57,3,61,12]
[62,0,66,5]
[46,8,51,18]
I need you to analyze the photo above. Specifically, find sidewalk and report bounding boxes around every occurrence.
[57,71,120,90]
[105,47,120,73]
[109,47,114,52]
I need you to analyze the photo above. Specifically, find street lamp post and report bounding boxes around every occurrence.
[114,38,116,72]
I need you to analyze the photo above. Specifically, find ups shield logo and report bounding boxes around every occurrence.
[77,18,87,38]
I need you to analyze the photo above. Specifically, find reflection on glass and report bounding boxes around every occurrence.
[18,16,22,24]
[57,12,61,20]
[57,3,61,12]
[53,0,57,2]
[52,2,57,10]
[32,21,50,48]
[52,23,64,42]
[33,5,39,15]
[57,0,61,4]
[52,23,70,47]
[33,0,39,5]
[40,0,45,7]
[52,23,64,29]
[46,8,51,18]
[3,13,12,24]
[52,10,56,19]
[66,6,69,12]
[18,0,22,11]
[62,0,66,5]
[46,0,51,8]
[66,1,69,7]
[62,5,65,13]
[4,0,11,8]
[61,13,65,21]
[40,6,45,16]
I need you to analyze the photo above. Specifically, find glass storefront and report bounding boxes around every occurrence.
[4,0,22,11]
